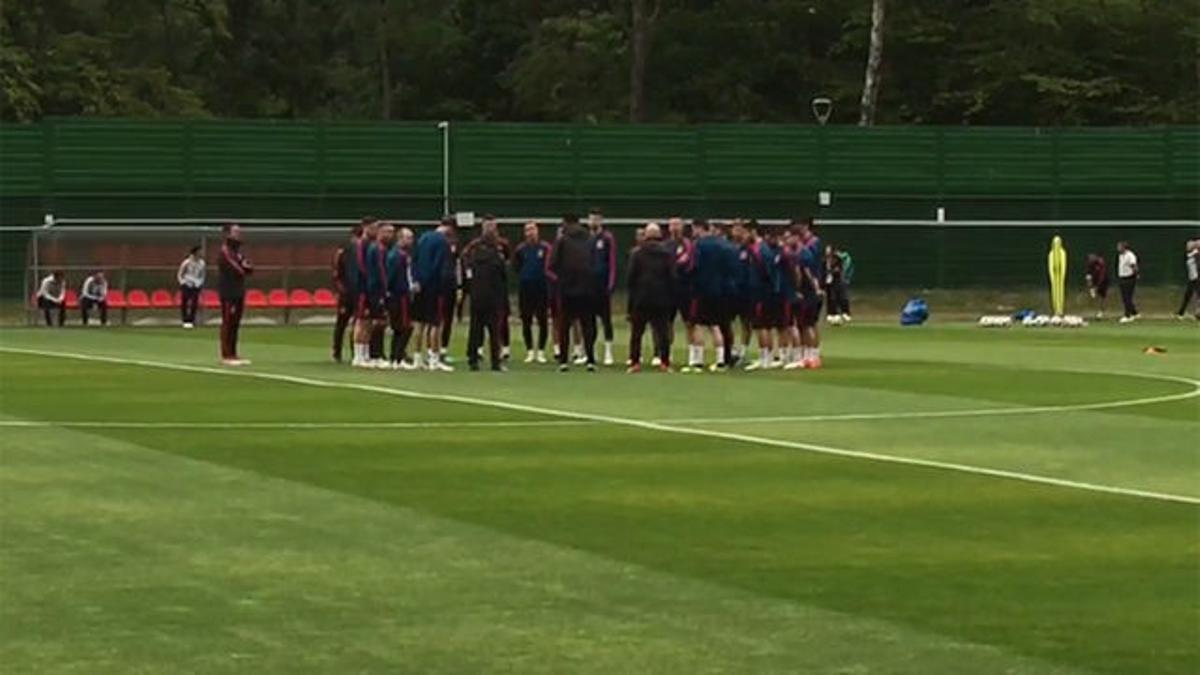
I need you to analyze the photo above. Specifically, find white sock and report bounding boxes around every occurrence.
[760,348,770,366]
[691,345,702,365]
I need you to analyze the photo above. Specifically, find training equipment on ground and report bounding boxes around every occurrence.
[1047,235,1067,317]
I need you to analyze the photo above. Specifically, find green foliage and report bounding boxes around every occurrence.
[0,0,1196,124]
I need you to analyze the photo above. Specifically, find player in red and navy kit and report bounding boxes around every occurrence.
[218,222,253,366]
[513,221,552,363]
[729,220,756,365]
[745,225,785,371]
[349,218,379,366]
[589,208,618,365]
[686,220,735,371]
[794,218,824,369]
[384,227,416,368]
[666,217,695,365]
[331,221,365,362]
[413,220,455,371]
[1085,253,1109,319]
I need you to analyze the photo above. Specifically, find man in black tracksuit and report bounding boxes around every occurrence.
[464,231,509,371]
[626,223,676,371]
[218,222,253,365]
[331,221,365,362]
[547,214,599,371]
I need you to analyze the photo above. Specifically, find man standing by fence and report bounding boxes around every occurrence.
[1116,241,1139,323]
[1176,239,1199,320]
[177,246,205,329]
[218,223,253,365]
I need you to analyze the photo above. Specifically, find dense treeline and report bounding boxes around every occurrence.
[2,0,1196,125]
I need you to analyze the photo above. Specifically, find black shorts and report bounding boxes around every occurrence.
[736,297,755,324]
[366,293,386,320]
[387,294,411,329]
[519,282,548,318]
[674,296,693,325]
[414,290,447,325]
[338,292,357,317]
[690,295,726,326]
[753,298,790,330]
[798,297,822,328]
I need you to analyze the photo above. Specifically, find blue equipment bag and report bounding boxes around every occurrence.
[900,297,929,326]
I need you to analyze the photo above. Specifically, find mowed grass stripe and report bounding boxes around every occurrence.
[1,426,1087,675]
[0,353,542,425]
[2,349,1197,673]
[3,345,1197,505]
[11,411,1199,673]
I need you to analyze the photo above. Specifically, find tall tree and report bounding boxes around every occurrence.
[858,0,885,125]
[628,0,659,122]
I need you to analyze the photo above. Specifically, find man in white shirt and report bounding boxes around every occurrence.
[80,271,109,326]
[1116,241,1139,323]
[177,246,206,328]
[1176,239,1199,320]
[36,271,67,327]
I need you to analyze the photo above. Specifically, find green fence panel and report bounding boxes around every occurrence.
[0,119,1196,226]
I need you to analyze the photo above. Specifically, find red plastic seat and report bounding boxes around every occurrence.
[65,289,80,309]
[150,289,174,308]
[289,289,314,308]
[245,289,268,308]
[312,288,337,308]
[201,289,220,309]
[107,289,127,308]
[126,289,151,308]
[267,289,290,307]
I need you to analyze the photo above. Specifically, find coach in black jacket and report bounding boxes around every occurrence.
[548,214,599,370]
[465,232,509,371]
[626,222,676,370]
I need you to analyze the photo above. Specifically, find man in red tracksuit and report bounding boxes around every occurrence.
[218,222,253,365]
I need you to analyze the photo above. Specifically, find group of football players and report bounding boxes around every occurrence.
[330,210,845,373]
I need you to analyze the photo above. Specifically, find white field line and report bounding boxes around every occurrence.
[661,373,1200,425]
[0,420,595,430]
[2,346,1198,506]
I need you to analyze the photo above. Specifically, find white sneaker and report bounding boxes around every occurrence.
[603,345,614,366]
[650,356,662,367]
[351,358,369,368]
[396,360,417,371]
[573,355,588,365]
[535,350,547,364]
[182,322,194,329]
[431,360,455,372]
[783,360,805,371]
[221,358,242,367]
[842,314,852,323]
[1119,316,1133,324]
[501,346,511,361]
[525,351,536,363]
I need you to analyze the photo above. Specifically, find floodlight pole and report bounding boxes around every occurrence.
[438,121,450,217]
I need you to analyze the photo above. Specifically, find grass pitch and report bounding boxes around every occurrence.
[1,321,1197,674]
